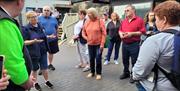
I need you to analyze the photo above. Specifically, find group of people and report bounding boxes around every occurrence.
[73,1,180,91]
[35,8,61,24]
[0,0,59,91]
[133,1,180,91]
[0,0,179,91]
[73,4,146,81]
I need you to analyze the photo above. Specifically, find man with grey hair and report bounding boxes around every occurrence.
[38,5,59,71]
[118,4,146,83]
[0,0,35,91]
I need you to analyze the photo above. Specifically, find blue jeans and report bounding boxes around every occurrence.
[122,41,140,73]
[106,38,121,61]
[88,45,102,74]
[136,82,146,91]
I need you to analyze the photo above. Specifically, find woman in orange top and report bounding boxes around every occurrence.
[82,7,106,80]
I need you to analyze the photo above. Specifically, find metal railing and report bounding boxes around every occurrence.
[61,13,79,45]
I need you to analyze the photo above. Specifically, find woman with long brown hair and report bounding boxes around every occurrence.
[140,11,158,45]
[104,12,121,65]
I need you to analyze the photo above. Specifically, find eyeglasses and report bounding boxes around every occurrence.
[28,16,37,19]
[44,10,50,12]
[149,15,155,17]
[125,10,130,12]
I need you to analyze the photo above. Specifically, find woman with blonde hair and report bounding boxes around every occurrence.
[22,11,53,91]
[82,7,106,80]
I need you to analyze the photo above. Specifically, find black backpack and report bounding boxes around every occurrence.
[154,29,180,91]
[78,19,87,44]
[0,7,32,91]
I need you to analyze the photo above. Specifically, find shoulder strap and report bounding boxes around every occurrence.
[161,29,178,34]
[153,63,171,91]
[153,51,163,91]
[80,19,86,31]
[98,19,102,32]
[79,19,87,34]
[83,18,86,25]
[153,29,180,90]
[153,64,158,91]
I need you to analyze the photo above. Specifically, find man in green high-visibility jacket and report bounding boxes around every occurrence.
[0,0,34,91]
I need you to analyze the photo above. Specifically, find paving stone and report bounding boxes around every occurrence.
[30,43,136,91]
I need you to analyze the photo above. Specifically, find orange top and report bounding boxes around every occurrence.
[82,18,106,48]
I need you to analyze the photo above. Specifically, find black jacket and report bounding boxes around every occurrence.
[107,20,121,41]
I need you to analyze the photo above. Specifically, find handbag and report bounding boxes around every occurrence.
[104,35,110,48]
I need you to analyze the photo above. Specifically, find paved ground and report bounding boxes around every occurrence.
[31,42,136,91]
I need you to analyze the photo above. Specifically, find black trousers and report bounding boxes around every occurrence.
[122,42,140,73]
[88,45,102,75]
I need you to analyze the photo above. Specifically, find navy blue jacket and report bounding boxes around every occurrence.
[22,23,49,59]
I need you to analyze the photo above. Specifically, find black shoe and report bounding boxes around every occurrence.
[35,83,41,91]
[120,73,130,79]
[45,81,53,89]
[129,76,135,83]
[48,64,55,71]
[38,70,42,75]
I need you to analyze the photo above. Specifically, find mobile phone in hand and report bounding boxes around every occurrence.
[0,55,4,79]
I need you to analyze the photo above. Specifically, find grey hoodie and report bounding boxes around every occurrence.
[132,26,180,91]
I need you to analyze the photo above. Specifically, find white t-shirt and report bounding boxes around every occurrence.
[74,19,85,36]
[52,11,59,18]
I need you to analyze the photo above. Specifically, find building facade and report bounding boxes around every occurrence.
[111,0,153,19]
[21,0,72,25]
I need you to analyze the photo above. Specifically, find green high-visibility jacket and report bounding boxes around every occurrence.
[0,19,28,85]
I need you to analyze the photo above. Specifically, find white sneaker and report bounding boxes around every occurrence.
[104,60,109,65]
[83,66,90,72]
[114,60,119,64]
